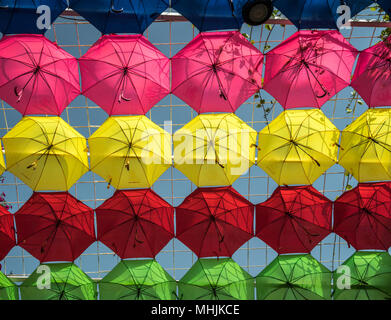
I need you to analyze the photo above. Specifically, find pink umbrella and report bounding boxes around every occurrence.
[351,36,391,108]
[0,34,80,116]
[79,34,170,116]
[263,30,358,109]
[171,31,263,113]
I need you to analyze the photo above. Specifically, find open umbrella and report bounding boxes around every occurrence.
[3,116,89,191]
[178,258,254,300]
[20,263,97,300]
[0,0,70,34]
[256,186,332,254]
[15,192,95,262]
[0,34,80,115]
[273,0,371,29]
[99,259,176,300]
[256,254,332,300]
[263,30,358,109]
[334,182,391,251]
[351,35,391,108]
[176,186,254,258]
[0,271,18,300]
[89,116,172,189]
[0,205,15,261]
[333,251,391,300]
[96,189,174,259]
[339,108,391,183]
[173,113,257,187]
[79,34,170,116]
[70,0,168,34]
[257,109,340,186]
[171,31,263,113]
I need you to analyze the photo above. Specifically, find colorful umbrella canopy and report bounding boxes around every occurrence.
[256,186,332,254]
[173,113,257,187]
[89,116,172,189]
[171,31,263,113]
[70,0,168,34]
[20,263,97,300]
[0,141,5,176]
[0,271,18,300]
[0,205,15,261]
[351,36,391,108]
[99,259,176,300]
[0,0,70,34]
[176,186,254,258]
[178,258,254,300]
[15,192,95,262]
[263,30,358,109]
[273,0,371,29]
[333,251,391,300]
[3,116,89,191]
[0,34,80,115]
[79,34,170,116]
[96,189,174,259]
[339,108,391,183]
[334,182,391,251]
[257,109,340,185]
[256,254,332,300]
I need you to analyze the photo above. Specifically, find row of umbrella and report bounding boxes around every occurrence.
[1,183,391,263]
[1,251,391,300]
[2,30,391,116]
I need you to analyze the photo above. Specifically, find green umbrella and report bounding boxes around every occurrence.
[20,263,97,300]
[256,254,332,300]
[0,271,18,300]
[178,258,254,300]
[333,251,391,300]
[99,259,176,300]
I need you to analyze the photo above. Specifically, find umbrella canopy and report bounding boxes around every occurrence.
[0,141,5,176]
[15,192,95,262]
[333,251,391,300]
[176,186,254,258]
[173,113,257,187]
[273,0,371,29]
[256,186,332,254]
[263,30,358,109]
[0,0,70,34]
[70,0,168,34]
[0,205,15,261]
[339,108,391,182]
[377,1,391,17]
[79,34,170,116]
[256,254,332,300]
[257,109,340,185]
[3,116,89,191]
[89,116,171,189]
[20,263,97,300]
[171,31,263,113]
[334,182,391,251]
[178,258,254,300]
[96,189,174,259]
[99,259,176,300]
[0,271,18,300]
[351,36,391,108]
[0,34,80,115]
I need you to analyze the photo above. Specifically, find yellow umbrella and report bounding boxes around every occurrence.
[258,109,340,185]
[3,116,88,191]
[89,116,172,189]
[174,113,257,187]
[0,140,5,176]
[339,108,391,182]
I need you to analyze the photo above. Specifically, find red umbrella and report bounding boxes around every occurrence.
[334,182,391,250]
[263,30,358,109]
[79,34,170,116]
[0,34,80,116]
[96,189,174,259]
[15,192,95,262]
[256,186,332,254]
[0,205,15,260]
[351,36,391,108]
[171,31,263,113]
[176,186,254,258]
